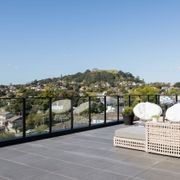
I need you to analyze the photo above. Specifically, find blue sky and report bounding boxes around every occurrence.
[0,0,180,84]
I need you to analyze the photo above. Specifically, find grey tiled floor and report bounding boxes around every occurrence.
[0,125,180,180]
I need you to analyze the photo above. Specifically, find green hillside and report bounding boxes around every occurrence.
[62,69,144,86]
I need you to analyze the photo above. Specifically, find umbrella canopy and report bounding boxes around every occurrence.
[52,99,71,114]
[74,102,89,114]
[166,103,180,122]
[133,102,162,121]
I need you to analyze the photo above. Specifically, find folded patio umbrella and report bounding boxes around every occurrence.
[160,96,175,105]
[166,103,180,122]
[133,102,162,121]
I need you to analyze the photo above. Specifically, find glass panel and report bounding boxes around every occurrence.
[26,98,49,136]
[139,95,149,102]
[0,98,23,142]
[123,95,130,106]
[106,96,117,123]
[91,96,105,125]
[147,95,157,104]
[159,95,176,115]
[118,96,125,121]
[73,97,89,128]
[127,95,157,106]
[52,98,71,132]
[178,95,180,103]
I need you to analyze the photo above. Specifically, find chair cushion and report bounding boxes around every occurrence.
[115,126,145,141]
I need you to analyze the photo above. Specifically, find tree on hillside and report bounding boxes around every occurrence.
[130,86,160,105]
[174,82,180,88]
[131,86,160,95]
[166,89,180,95]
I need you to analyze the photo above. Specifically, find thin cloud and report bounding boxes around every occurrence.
[63,54,73,57]
[7,63,20,71]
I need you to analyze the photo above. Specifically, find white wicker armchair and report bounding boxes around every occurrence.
[114,126,146,151]
[114,122,180,157]
[146,122,180,157]
[114,103,180,157]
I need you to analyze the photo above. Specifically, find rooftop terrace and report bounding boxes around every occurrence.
[0,124,180,180]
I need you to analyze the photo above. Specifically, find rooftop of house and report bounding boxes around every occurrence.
[8,115,22,123]
[0,124,180,180]
[0,112,12,116]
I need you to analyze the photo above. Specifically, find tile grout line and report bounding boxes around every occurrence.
[0,157,79,180]
[2,149,135,179]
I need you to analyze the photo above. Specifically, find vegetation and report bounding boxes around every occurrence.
[129,86,160,104]
[166,89,180,95]
[63,69,144,86]
[34,124,48,133]
[174,82,180,88]
[26,112,48,130]
[130,86,160,95]
[122,106,134,116]
[0,132,16,140]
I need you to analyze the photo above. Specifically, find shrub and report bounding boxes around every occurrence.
[35,124,48,133]
[0,132,15,140]
[122,106,134,116]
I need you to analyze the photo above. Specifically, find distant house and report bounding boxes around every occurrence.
[106,106,116,113]
[0,112,22,133]
[7,116,22,133]
[0,112,13,126]
[161,86,169,92]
